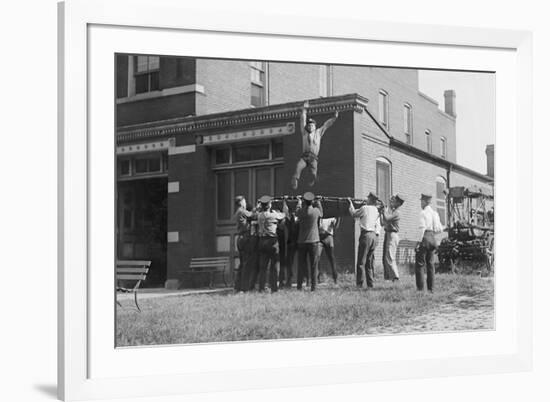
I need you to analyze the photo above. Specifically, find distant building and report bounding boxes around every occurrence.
[115,55,492,288]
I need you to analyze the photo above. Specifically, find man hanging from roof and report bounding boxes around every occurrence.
[291,100,339,190]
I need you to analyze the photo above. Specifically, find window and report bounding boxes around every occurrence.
[378,90,389,128]
[216,167,282,222]
[250,61,267,107]
[117,153,167,178]
[403,104,412,144]
[134,56,160,94]
[436,177,447,226]
[319,65,333,97]
[213,141,281,165]
[376,157,391,205]
[440,137,447,159]
[425,130,432,153]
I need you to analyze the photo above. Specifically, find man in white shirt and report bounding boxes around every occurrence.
[415,193,443,292]
[348,193,381,288]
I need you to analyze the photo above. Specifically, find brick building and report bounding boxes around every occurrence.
[115,55,493,288]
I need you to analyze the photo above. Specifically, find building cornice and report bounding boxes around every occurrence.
[117,94,368,143]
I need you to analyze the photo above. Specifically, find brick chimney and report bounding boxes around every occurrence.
[444,90,456,117]
[485,144,494,177]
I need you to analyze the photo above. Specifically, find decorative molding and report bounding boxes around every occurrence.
[116,140,171,155]
[117,93,368,143]
[200,123,295,146]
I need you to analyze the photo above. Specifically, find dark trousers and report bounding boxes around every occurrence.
[415,231,437,291]
[297,242,321,291]
[247,236,260,291]
[356,231,378,288]
[258,237,280,292]
[277,230,288,286]
[280,241,297,288]
[320,234,338,282]
[234,234,250,291]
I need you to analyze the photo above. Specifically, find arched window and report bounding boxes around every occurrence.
[425,129,432,153]
[376,157,392,205]
[435,176,447,226]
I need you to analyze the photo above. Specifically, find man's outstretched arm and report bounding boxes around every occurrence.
[320,111,339,138]
[300,100,309,136]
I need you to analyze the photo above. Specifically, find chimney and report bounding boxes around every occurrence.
[444,89,456,117]
[485,144,494,177]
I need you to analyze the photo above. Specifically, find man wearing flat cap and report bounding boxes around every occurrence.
[348,192,381,288]
[378,194,405,282]
[295,192,324,291]
[415,193,443,292]
[255,195,289,293]
[291,100,339,190]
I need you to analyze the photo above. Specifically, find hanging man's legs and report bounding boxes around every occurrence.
[291,158,307,190]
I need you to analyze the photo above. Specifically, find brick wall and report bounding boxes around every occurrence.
[196,59,252,115]
[268,62,322,104]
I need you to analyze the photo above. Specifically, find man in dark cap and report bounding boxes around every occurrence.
[232,195,254,292]
[255,195,289,293]
[348,192,381,288]
[378,194,405,282]
[295,192,324,291]
[415,193,443,292]
[291,100,339,189]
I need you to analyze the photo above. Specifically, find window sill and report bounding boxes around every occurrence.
[117,84,205,104]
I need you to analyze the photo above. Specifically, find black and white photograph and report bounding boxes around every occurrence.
[115,55,495,346]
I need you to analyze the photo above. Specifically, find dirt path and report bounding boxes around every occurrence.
[369,291,494,334]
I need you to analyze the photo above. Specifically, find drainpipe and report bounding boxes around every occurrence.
[446,164,452,225]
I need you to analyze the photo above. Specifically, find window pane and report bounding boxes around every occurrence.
[234,170,250,204]
[134,158,148,174]
[376,161,391,205]
[251,84,264,107]
[148,56,160,70]
[119,159,130,176]
[135,74,149,94]
[273,140,283,158]
[426,131,431,152]
[217,172,232,220]
[136,56,149,72]
[150,71,160,91]
[440,138,447,158]
[148,156,161,172]
[234,144,269,163]
[215,148,230,164]
[255,168,272,201]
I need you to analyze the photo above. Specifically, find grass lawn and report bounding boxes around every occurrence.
[116,273,494,347]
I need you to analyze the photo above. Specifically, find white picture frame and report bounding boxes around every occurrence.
[58,0,533,400]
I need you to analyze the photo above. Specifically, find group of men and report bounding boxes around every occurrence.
[233,192,338,293]
[232,189,443,294]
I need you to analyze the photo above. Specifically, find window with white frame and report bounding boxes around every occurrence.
[376,157,392,205]
[378,90,389,129]
[403,103,412,144]
[425,130,432,153]
[440,137,447,159]
[134,55,160,94]
[250,61,267,107]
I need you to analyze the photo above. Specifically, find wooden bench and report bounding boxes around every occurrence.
[116,260,151,312]
[181,257,230,288]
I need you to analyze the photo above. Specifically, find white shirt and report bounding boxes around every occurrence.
[349,204,381,234]
[419,205,443,237]
[319,217,338,236]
